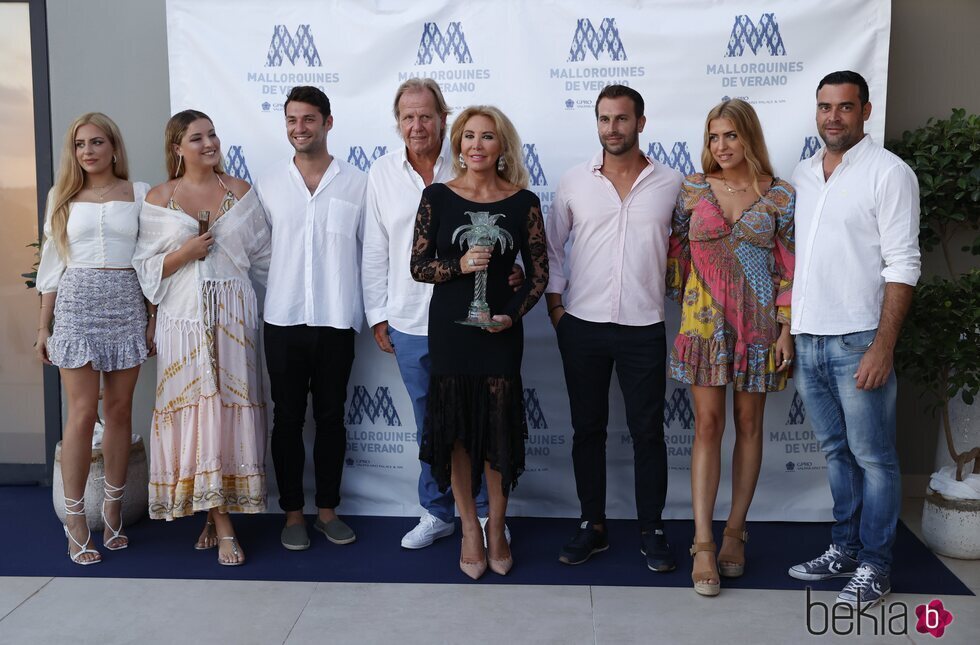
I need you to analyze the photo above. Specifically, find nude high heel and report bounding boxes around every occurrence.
[459,539,487,580]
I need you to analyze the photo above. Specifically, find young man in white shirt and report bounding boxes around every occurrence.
[545,85,682,572]
[256,86,366,550]
[362,79,518,549]
[786,71,920,609]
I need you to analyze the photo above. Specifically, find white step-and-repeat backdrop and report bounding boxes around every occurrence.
[166,0,891,520]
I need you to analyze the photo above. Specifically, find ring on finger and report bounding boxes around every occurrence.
[468,259,474,267]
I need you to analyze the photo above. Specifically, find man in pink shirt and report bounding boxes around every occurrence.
[545,85,683,571]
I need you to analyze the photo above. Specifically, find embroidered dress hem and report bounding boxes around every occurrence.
[148,393,267,520]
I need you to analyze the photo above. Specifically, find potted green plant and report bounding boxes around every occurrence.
[887,108,980,558]
[22,240,39,289]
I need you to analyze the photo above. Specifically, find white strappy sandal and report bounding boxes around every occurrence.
[64,496,101,565]
[101,479,129,551]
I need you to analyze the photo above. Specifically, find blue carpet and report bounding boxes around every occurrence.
[1,486,971,594]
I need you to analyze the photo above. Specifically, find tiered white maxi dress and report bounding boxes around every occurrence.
[134,188,271,520]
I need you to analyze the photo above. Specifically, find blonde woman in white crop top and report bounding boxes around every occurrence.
[35,113,152,565]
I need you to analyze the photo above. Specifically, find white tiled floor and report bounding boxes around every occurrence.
[1,497,976,644]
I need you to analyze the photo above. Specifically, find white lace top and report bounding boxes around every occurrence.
[35,182,151,294]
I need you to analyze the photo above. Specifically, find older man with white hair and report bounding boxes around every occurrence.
[363,79,518,548]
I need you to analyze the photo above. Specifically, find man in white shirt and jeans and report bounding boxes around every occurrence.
[362,79,519,549]
[787,71,920,609]
[256,86,366,550]
[546,85,682,572]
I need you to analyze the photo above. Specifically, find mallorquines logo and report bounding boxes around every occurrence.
[248,24,340,112]
[800,136,822,160]
[523,388,548,430]
[522,143,555,217]
[665,388,694,430]
[346,386,401,426]
[416,22,472,64]
[551,17,645,110]
[523,144,548,187]
[345,385,415,460]
[266,25,322,66]
[660,388,694,465]
[523,388,566,462]
[647,141,696,175]
[726,14,785,57]
[787,391,807,425]
[398,21,489,95]
[567,18,627,62]
[772,391,820,463]
[347,146,388,173]
[707,13,803,95]
[224,145,252,183]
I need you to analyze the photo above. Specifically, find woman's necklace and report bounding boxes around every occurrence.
[89,179,120,202]
[722,177,749,194]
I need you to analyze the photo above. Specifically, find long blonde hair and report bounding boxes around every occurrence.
[48,113,130,258]
[450,106,529,189]
[700,99,774,196]
[164,109,226,179]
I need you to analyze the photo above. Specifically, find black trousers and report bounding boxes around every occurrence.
[264,323,355,511]
[556,314,668,533]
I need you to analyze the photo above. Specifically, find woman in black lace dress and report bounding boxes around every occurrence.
[411,106,548,579]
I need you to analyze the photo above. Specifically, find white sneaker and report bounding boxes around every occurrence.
[479,516,512,547]
[401,512,455,549]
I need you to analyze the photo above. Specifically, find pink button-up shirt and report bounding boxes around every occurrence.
[546,151,682,325]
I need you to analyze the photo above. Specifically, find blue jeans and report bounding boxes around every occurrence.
[794,330,901,573]
[388,326,488,522]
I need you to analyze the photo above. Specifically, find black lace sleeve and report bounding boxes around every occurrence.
[410,192,463,284]
[502,193,549,320]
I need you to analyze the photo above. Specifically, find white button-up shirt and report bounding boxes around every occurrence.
[790,135,921,335]
[255,156,366,331]
[546,151,682,325]
[362,140,454,336]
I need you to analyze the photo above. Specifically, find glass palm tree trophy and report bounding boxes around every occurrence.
[452,211,514,327]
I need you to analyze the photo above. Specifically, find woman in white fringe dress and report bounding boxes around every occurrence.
[135,109,271,566]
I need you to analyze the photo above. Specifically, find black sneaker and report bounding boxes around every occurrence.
[640,529,676,572]
[837,564,891,608]
[558,521,609,565]
[788,544,859,581]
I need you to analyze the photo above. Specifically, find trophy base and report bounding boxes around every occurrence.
[457,300,500,328]
[455,319,505,328]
